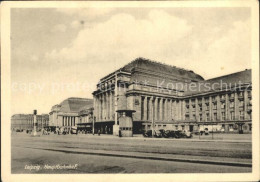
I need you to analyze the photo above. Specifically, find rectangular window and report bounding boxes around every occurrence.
[199,114,202,122]
[230,102,234,108]
[249,124,252,131]
[206,113,210,121]
[185,115,189,120]
[239,100,244,107]
[213,103,217,109]
[221,103,226,109]
[249,113,252,119]
[230,111,235,120]
[213,113,217,121]
[239,111,244,120]
[222,112,225,120]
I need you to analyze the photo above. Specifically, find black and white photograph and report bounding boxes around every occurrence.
[1,1,259,182]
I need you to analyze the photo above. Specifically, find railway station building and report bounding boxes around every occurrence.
[92,57,252,134]
[49,97,93,129]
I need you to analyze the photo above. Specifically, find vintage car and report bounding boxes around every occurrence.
[70,126,78,135]
[143,130,153,137]
[204,128,209,135]
[58,127,67,135]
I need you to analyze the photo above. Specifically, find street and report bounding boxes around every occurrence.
[11,133,252,173]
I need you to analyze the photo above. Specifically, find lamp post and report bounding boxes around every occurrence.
[32,110,40,137]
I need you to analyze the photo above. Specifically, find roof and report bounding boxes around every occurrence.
[101,57,204,83]
[123,57,204,81]
[184,69,252,96]
[78,106,94,116]
[59,97,93,113]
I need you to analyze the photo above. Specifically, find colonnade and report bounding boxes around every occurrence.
[94,91,115,121]
[62,116,76,127]
[140,96,183,121]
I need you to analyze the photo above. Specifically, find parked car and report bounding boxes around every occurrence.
[143,130,152,137]
[26,129,32,134]
[204,128,209,135]
[154,130,163,138]
[58,127,67,135]
[181,130,192,138]
[70,127,78,135]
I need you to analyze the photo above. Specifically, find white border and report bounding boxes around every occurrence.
[1,1,259,182]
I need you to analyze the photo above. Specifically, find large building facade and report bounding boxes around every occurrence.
[93,58,252,134]
[49,97,93,129]
[11,114,49,131]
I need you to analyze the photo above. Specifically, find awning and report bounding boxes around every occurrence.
[77,123,92,128]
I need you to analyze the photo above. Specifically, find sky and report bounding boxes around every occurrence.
[11,7,251,115]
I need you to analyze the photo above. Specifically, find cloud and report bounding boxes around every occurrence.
[51,24,67,33]
[186,19,251,78]
[45,9,251,80]
[45,10,192,66]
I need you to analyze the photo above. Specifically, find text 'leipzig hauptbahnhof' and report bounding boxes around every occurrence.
[11,58,252,136]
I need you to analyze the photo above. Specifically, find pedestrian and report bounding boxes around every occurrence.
[119,129,122,137]
[98,129,101,136]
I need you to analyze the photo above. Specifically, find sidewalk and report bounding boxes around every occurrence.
[75,133,252,143]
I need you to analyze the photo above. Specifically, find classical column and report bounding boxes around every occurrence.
[169,99,173,121]
[149,97,153,121]
[182,100,186,120]
[104,93,106,120]
[217,95,221,121]
[95,96,97,121]
[225,93,229,120]
[173,100,176,121]
[107,92,110,119]
[189,99,192,121]
[244,90,248,120]
[209,96,212,122]
[234,92,239,120]
[195,98,199,122]
[202,97,206,122]
[101,93,104,120]
[99,95,101,120]
[159,98,163,120]
[154,97,158,121]
[112,91,115,119]
[165,99,168,121]
[110,91,113,120]
[143,96,147,120]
